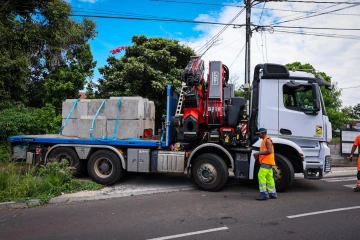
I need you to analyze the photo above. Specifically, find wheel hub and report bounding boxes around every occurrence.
[198,163,217,184]
[56,154,72,166]
[100,162,110,172]
[272,165,282,182]
[94,158,113,178]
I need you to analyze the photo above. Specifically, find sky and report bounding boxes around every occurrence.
[66,0,360,108]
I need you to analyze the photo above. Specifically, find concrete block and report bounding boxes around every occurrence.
[61,118,78,137]
[87,99,107,116]
[106,119,154,139]
[78,116,107,139]
[106,97,145,120]
[144,118,155,130]
[144,100,155,120]
[107,120,144,139]
[62,99,90,119]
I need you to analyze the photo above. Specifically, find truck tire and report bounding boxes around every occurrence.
[87,150,124,185]
[48,147,82,175]
[191,153,228,192]
[273,153,294,192]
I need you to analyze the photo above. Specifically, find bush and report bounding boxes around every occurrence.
[0,103,61,141]
[0,142,10,163]
[0,161,101,203]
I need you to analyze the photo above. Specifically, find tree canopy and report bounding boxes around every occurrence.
[0,0,97,112]
[95,35,195,124]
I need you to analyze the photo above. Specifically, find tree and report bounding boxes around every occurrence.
[85,80,96,99]
[285,62,345,133]
[97,35,195,124]
[228,74,246,97]
[0,0,97,112]
[351,104,360,119]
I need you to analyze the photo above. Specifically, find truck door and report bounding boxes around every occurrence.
[258,79,279,135]
[278,80,324,140]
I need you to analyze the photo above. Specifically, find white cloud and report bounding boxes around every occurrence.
[181,1,360,107]
[78,0,98,3]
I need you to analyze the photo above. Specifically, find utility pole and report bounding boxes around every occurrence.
[244,0,252,87]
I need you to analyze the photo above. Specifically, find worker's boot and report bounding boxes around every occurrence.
[353,186,360,192]
[269,193,278,199]
[256,194,269,200]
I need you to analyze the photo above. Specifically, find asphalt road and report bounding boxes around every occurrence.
[1,176,360,240]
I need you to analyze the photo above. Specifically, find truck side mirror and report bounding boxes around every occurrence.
[311,83,321,112]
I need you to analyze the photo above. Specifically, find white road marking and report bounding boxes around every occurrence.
[322,177,357,182]
[287,206,360,219]
[343,184,357,189]
[147,227,229,240]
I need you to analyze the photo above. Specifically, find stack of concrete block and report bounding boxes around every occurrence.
[61,97,155,139]
[61,99,90,137]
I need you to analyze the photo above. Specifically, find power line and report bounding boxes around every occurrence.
[257,6,360,16]
[258,2,266,25]
[151,0,360,6]
[196,8,245,55]
[271,25,360,31]
[261,32,265,63]
[272,29,360,40]
[7,9,247,27]
[150,0,244,8]
[272,4,359,25]
[264,32,269,62]
[230,44,246,68]
[203,36,245,57]
[342,85,360,89]
[196,8,245,53]
[263,0,360,4]
[68,14,247,27]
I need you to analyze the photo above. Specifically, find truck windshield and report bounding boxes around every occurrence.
[283,84,315,112]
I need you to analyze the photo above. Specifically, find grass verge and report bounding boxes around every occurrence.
[0,161,102,203]
[330,137,340,144]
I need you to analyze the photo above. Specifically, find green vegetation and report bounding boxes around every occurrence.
[330,137,341,144]
[0,0,97,113]
[94,35,195,125]
[0,161,101,203]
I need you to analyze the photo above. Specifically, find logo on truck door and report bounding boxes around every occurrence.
[212,71,219,85]
[316,125,323,136]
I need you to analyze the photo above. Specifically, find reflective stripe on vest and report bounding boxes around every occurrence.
[259,137,275,166]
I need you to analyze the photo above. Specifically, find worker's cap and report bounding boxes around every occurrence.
[255,128,267,134]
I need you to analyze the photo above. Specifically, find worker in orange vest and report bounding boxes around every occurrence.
[348,134,360,192]
[253,128,277,200]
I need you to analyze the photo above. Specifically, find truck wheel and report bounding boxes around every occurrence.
[48,147,82,175]
[88,150,123,185]
[191,153,228,192]
[273,153,294,192]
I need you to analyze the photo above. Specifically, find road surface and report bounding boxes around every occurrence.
[1,175,360,240]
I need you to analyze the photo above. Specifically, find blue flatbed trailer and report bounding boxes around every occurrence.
[8,86,178,148]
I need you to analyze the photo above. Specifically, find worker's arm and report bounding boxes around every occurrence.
[348,145,357,158]
[348,144,358,162]
[348,136,360,158]
[259,139,273,156]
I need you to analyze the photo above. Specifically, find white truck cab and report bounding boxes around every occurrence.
[250,64,332,182]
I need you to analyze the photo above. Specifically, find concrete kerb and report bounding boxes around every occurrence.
[0,199,41,210]
[48,186,195,204]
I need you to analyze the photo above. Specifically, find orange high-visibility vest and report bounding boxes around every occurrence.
[259,137,275,166]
